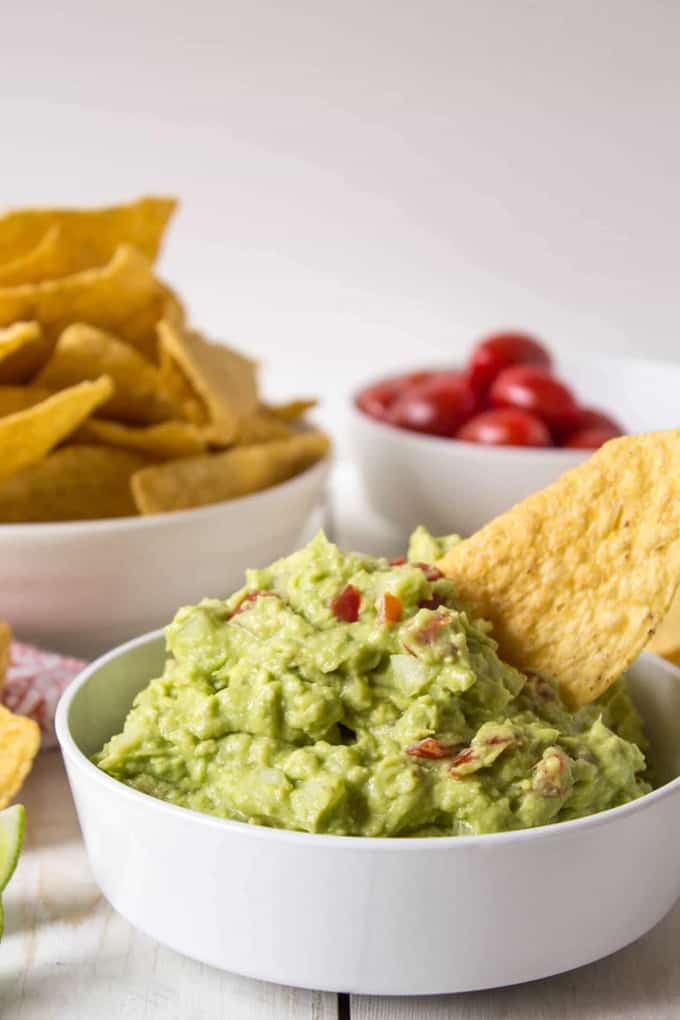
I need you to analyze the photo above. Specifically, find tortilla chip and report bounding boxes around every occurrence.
[0,225,66,287]
[75,419,207,460]
[663,648,680,669]
[0,322,41,363]
[0,445,145,522]
[0,385,52,417]
[647,589,680,660]
[0,321,50,384]
[0,375,113,485]
[267,399,317,422]
[131,431,330,514]
[36,324,175,424]
[0,622,10,693]
[229,409,292,446]
[0,245,169,359]
[157,320,258,440]
[438,429,680,708]
[157,337,205,424]
[0,704,41,808]
[0,196,176,269]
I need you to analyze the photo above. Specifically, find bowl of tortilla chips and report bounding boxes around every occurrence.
[0,197,330,656]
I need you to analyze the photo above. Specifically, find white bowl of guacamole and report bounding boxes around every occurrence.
[56,532,680,994]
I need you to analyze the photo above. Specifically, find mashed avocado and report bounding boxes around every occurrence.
[95,531,650,836]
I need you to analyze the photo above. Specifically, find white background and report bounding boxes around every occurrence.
[1,0,679,423]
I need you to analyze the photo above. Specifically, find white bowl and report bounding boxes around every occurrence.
[57,635,680,996]
[349,352,680,536]
[0,458,329,658]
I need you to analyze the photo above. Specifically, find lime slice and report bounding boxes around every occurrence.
[0,804,25,894]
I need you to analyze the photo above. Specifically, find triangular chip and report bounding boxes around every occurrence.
[74,419,207,460]
[0,375,113,484]
[0,704,40,809]
[229,409,292,446]
[158,336,206,424]
[0,385,52,417]
[0,245,170,359]
[438,429,680,708]
[267,398,317,423]
[131,431,330,514]
[157,320,258,441]
[0,225,65,286]
[36,324,175,424]
[0,622,10,693]
[160,284,186,332]
[0,195,176,269]
[0,445,145,522]
[0,322,50,384]
[647,589,680,660]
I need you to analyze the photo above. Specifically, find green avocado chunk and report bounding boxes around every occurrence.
[95,530,650,836]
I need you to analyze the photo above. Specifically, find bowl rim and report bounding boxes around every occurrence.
[0,454,330,536]
[350,349,680,460]
[56,630,680,853]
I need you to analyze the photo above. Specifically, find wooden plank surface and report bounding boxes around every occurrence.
[351,900,680,1019]
[0,751,337,1020]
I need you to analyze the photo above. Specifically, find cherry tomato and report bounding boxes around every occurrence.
[563,427,620,450]
[232,591,279,616]
[387,372,478,437]
[356,373,432,420]
[406,738,464,759]
[489,365,578,430]
[456,408,551,447]
[556,406,625,442]
[468,332,551,393]
[380,592,403,624]
[356,379,404,419]
[331,584,361,622]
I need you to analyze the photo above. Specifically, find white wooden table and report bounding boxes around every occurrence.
[3,467,680,1018]
[3,752,680,1019]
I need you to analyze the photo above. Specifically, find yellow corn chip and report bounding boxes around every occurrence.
[157,320,258,440]
[0,704,41,808]
[228,409,292,446]
[0,321,51,384]
[131,431,330,514]
[0,445,145,522]
[36,324,175,424]
[0,376,113,485]
[0,225,65,286]
[647,589,680,660]
[267,398,317,422]
[438,429,680,708]
[0,245,169,360]
[157,337,206,424]
[0,385,52,417]
[0,195,176,269]
[0,622,10,693]
[75,419,207,460]
[0,322,40,364]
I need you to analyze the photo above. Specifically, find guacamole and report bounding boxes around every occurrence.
[95,531,650,836]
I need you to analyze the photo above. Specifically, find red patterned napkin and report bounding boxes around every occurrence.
[1,642,86,749]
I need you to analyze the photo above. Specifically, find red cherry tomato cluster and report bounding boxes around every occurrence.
[356,332,625,450]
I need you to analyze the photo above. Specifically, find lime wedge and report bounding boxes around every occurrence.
[0,804,25,894]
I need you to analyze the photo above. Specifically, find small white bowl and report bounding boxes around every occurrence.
[0,457,329,658]
[57,634,680,995]
[349,352,680,536]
